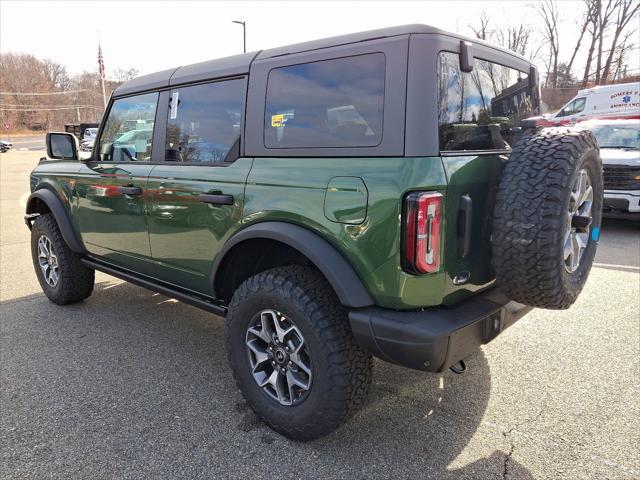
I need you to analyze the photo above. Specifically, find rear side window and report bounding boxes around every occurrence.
[264,53,385,149]
[97,92,158,162]
[165,78,244,164]
[438,52,536,151]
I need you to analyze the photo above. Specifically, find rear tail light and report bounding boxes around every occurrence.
[402,192,443,274]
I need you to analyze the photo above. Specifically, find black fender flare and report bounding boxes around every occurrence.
[26,189,86,253]
[211,222,374,308]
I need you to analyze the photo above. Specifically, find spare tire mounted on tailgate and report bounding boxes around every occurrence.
[492,128,603,309]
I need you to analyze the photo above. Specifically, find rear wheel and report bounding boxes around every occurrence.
[225,266,372,440]
[492,128,603,309]
[31,213,95,305]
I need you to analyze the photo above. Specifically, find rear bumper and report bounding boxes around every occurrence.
[349,288,532,372]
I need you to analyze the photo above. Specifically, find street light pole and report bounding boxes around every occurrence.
[232,20,246,53]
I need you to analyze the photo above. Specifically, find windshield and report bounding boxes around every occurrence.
[589,124,640,149]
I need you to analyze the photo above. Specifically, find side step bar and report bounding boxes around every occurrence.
[81,257,227,317]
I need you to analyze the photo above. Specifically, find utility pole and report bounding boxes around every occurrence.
[232,20,246,53]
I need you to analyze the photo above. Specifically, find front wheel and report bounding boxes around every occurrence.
[30,213,95,305]
[225,266,372,441]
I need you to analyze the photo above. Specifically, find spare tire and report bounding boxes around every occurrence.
[492,128,603,309]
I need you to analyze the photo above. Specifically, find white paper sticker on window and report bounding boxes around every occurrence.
[170,92,179,119]
[134,138,147,155]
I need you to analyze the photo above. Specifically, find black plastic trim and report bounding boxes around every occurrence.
[459,40,474,72]
[349,287,532,372]
[81,257,227,317]
[211,222,374,308]
[457,194,472,258]
[25,189,86,253]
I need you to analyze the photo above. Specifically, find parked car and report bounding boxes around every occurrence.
[64,122,99,141]
[578,118,640,218]
[79,139,94,152]
[79,128,99,152]
[0,140,12,153]
[82,127,98,142]
[25,24,603,440]
[536,82,640,127]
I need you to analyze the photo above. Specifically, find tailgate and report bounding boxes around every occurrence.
[441,154,506,304]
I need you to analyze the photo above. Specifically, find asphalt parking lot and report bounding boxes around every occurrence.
[1,148,639,479]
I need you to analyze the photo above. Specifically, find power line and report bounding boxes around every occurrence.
[0,105,101,111]
[1,103,103,108]
[0,89,103,97]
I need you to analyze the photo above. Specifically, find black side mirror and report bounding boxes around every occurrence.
[46,132,79,160]
[528,65,538,88]
[98,142,116,162]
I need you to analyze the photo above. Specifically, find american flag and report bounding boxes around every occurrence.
[98,45,105,79]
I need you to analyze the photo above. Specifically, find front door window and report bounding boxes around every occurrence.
[97,92,158,162]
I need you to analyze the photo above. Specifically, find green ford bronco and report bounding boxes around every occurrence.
[26,25,603,440]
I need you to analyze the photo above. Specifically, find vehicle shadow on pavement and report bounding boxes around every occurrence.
[2,280,534,479]
[310,348,536,480]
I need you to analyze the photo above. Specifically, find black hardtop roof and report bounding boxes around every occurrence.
[113,24,531,97]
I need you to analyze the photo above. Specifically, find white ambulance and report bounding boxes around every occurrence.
[543,81,640,126]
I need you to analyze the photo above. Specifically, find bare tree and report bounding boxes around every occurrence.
[601,0,640,82]
[470,11,493,41]
[113,67,140,83]
[565,2,596,80]
[582,0,601,85]
[610,30,636,81]
[0,52,129,130]
[594,0,619,84]
[535,0,561,88]
[496,25,532,57]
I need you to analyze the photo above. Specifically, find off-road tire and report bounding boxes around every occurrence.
[225,265,373,441]
[492,128,602,309]
[31,213,95,305]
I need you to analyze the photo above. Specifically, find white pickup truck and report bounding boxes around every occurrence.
[579,118,640,218]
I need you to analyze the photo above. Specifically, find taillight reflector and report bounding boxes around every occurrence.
[402,192,443,274]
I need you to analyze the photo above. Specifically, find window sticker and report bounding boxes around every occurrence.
[134,138,147,156]
[271,113,285,127]
[170,92,179,119]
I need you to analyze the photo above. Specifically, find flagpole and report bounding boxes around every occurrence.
[98,42,106,108]
[101,75,106,108]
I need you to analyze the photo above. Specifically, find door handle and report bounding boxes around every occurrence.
[199,193,234,205]
[118,186,143,196]
[457,194,472,258]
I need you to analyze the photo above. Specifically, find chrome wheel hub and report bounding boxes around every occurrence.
[245,309,312,406]
[564,169,593,273]
[37,235,59,287]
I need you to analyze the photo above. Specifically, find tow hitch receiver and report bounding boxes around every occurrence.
[449,360,466,374]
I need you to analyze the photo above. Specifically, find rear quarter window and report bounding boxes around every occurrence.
[438,51,536,152]
[264,53,385,149]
